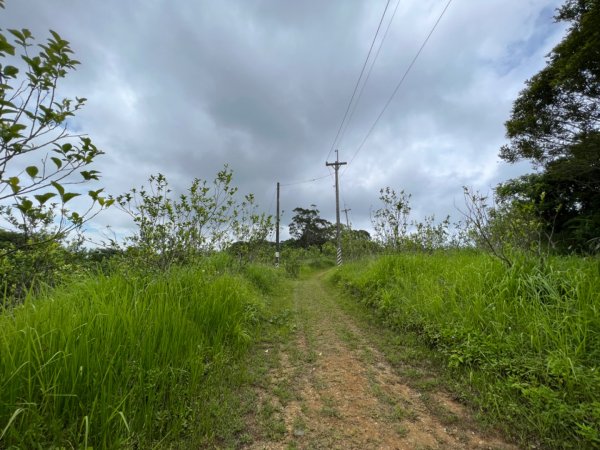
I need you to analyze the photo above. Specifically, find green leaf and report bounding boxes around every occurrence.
[88,189,104,201]
[49,30,63,44]
[51,181,65,196]
[7,29,25,43]
[25,166,39,178]
[50,157,63,169]
[16,199,33,213]
[69,211,82,225]
[6,123,26,139]
[2,65,18,78]
[34,192,57,205]
[7,176,20,194]
[81,170,100,181]
[62,192,80,203]
[0,36,15,56]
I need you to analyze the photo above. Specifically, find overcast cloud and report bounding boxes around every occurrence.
[1,0,567,241]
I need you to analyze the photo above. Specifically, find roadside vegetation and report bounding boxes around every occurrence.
[1,0,599,448]
[0,256,288,448]
[330,252,600,448]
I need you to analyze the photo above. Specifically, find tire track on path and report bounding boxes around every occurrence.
[245,271,516,450]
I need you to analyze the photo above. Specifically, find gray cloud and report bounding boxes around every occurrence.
[0,0,567,241]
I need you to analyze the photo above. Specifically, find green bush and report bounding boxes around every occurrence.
[0,240,80,304]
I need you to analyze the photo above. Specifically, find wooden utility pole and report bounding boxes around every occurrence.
[342,207,351,229]
[326,150,347,266]
[275,182,280,267]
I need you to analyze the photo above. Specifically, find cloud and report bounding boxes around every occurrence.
[1,0,567,242]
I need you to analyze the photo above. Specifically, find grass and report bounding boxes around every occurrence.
[0,256,286,448]
[329,250,600,449]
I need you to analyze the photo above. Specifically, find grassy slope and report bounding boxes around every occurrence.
[0,257,287,449]
[330,251,600,449]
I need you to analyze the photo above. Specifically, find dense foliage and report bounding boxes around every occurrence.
[288,205,333,251]
[499,0,600,252]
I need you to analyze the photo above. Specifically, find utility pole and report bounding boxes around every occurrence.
[275,182,280,267]
[326,150,347,266]
[342,207,351,229]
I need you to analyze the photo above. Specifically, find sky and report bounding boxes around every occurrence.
[0,0,568,243]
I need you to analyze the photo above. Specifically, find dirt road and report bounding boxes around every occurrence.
[245,271,517,450]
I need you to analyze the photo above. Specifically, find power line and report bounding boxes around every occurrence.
[280,173,332,187]
[343,0,453,175]
[326,0,392,163]
[337,0,403,151]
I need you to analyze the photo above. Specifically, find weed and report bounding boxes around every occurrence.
[330,251,600,449]
[0,260,284,448]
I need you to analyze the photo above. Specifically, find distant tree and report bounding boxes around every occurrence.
[499,0,600,252]
[341,227,379,260]
[371,187,411,250]
[345,228,371,241]
[0,228,26,247]
[408,214,450,253]
[288,205,332,251]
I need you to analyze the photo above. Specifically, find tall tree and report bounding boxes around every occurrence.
[499,0,600,251]
[288,205,332,251]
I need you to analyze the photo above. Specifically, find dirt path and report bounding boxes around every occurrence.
[245,271,517,450]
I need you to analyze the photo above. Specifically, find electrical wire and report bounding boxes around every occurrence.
[342,0,453,175]
[280,173,333,187]
[337,0,402,152]
[326,0,392,163]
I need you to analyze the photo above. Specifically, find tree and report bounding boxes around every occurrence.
[229,192,273,264]
[0,20,110,247]
[0,6,110,301]
[408,214,450,253]
[460,187,538,265]
[288,205,332,251]
[499,0,600,252]
[341,228,379,260]
[116,167,271,270]
[371,187,411,250]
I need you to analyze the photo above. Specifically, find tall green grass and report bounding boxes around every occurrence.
[0,259,279,448]
[331,251,600,449]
